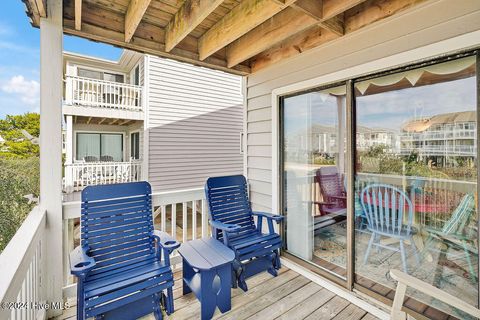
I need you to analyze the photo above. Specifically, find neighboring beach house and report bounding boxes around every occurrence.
[62,50,244,195]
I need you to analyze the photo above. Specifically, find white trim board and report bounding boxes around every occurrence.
[281,258,390,320]
[270,29,480,213]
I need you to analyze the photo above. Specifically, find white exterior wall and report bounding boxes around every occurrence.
[245,0,480,213]
[145,57,244,191]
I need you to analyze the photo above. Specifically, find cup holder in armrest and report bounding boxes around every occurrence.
[74,261,92,268]
[164,241,176,246]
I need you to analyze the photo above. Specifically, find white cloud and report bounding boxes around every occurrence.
[1,75,40,107]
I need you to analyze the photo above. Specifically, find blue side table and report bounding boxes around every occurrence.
[178,238,235,320]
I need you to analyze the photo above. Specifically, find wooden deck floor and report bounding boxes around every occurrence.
[57,267,380,320]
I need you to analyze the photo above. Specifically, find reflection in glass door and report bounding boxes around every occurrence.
[282,85,348,279]
[354,55,478,318]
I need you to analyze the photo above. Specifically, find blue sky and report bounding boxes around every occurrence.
[0,1,122,117]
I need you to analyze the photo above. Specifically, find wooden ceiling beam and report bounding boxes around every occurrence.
[165,0,224,52]
[323,0,368,20]
[226,8,318,67]
[198,0,294,61]
[344,0,423,33]
[251,27,338,72]
[63,19,250,75]
[251,0,426,72]
[34,0,47,18]
[125,0,152,42]
[74,0,82,30]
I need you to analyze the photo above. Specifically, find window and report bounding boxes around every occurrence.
[77,68,124,83]
[282,84,348,279]
[133,65,140,86]
[354,55,477,317]
[76,133,123,161]
[130,132,140,160]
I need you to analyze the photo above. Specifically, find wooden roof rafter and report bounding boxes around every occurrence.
[23,0,428,74]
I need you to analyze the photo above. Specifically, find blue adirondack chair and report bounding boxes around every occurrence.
[69,182,180,320]
[205,175,284,291]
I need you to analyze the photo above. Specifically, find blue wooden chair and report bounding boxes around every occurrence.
[69,182,180,320]
[361,184,419,273]
[205,175,284,291]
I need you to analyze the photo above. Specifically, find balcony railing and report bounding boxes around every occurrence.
[64,76,143,111]
[62,187,209,289]
[0,206,47,320]
[63,160,142,193]
[399,145,476,156]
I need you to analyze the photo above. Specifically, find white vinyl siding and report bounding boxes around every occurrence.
[245,0,480,212]
[146,57,244,191]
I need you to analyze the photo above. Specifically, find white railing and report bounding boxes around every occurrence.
[62,187,210,292]
[63,160,142,193]
[65,76,143,111]
[399,145,476,156]
[0,207,47,320]
[390,269,480,320]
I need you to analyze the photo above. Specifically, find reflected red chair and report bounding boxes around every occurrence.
[314,167,347,216]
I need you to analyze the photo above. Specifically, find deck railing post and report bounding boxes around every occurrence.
[39,0,64,316]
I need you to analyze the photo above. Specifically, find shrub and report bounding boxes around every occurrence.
[0,157,39,252]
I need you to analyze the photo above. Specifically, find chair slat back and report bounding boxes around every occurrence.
[361,184,414,236]
[442,193,475,235]
[81,182,156,275]
[205,175,256,241]
[316,167,344,201]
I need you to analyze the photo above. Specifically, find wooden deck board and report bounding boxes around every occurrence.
[304,295,351,320]
[56,267,381,320]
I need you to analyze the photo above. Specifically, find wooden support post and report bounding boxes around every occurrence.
[39,0,63,316]
[66,116,73,164]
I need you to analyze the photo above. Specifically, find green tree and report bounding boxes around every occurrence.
[0,113,40,158]
[0,113,40,251]
[0,157,39,251]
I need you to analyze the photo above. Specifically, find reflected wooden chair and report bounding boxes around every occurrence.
[421,193,477,283]
[314,167,347,216]
[361,184,419,273]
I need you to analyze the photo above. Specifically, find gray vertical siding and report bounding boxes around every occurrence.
[245,0,480,212]
[146,57,244,191]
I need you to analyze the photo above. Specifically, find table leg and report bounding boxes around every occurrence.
[182,259,193,295]
[216,265,232,313]
[200,270,217,320]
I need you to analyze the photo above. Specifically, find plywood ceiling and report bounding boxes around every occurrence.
[23,0,427,75]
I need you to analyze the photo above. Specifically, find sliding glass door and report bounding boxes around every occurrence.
[354,55,478,318]
[282,85,348,280]
[76,133,124,161]
[280,52,479,318]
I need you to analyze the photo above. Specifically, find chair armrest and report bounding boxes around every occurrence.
[330,195,347,200]
[153,230,181,254]
[252,211,284,223]
[70,245,96,278]
[209,220,242,233]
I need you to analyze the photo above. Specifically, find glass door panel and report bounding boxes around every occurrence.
[77,133,100,161]
[101,134,123,161]
[354,56,478,318]
[282,85,348,279]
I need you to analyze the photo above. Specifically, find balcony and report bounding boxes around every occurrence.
[1,187,384,320]
[64,76,143,114]
[63,160,142,193]
[399,145,477,156]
